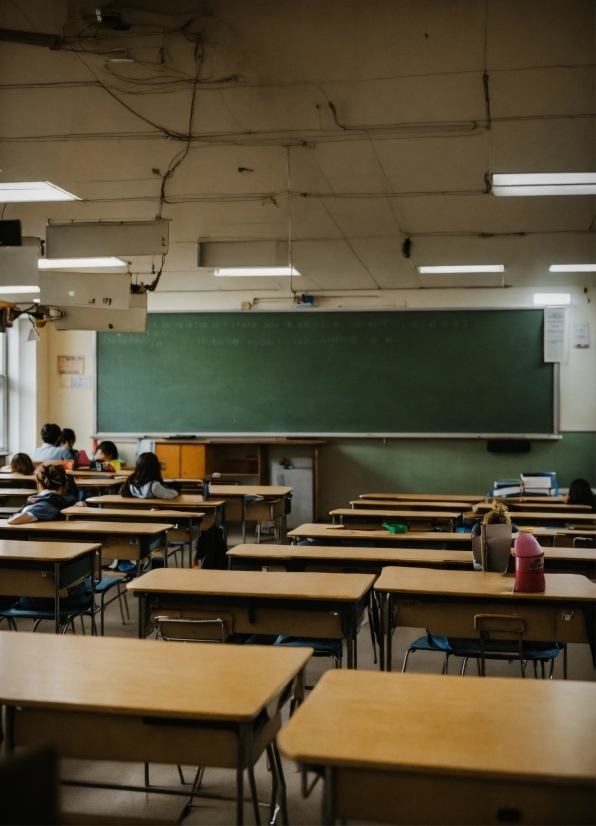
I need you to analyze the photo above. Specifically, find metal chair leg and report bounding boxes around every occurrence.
[563,643,568,679]
[401,648,413,673]
[266,744,279,825]
[460,657,469,676]
[367,604,377,665]
[177,764,186,785]
[549,658,555,679]
[272,742,288,826]
[144,762,150,787]
[175,766,204,825]
[442,653,450,675]
[540,660,545,679]
[533,660,538,679]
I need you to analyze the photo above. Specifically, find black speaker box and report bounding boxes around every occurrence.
[0,220,22,246]
[487,439,531,453]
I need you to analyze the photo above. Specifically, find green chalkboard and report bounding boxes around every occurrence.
[96,310,554,434]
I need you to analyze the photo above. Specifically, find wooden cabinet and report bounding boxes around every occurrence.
[155,443,216,479]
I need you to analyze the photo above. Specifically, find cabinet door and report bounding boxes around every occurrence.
[155,444,181,477]
[180,445,207,479]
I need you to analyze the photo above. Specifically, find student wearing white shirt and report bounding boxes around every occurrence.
[32,423,72,462]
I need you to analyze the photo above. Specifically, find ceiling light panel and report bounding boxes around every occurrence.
[418,265,505,274]
[214,267,301,277]
[533,293,571,305]
[492,173,596,196]
[549,264,596,272]
[0,182,79,202]
[38,257,126,269]
[0,286,40,294]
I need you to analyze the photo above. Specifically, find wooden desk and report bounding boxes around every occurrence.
[543,547,596,578]
[466,510,596,528]
[374,567,596,673]
[86,494,225,536]
[0,520,172,577]
[0,632,310,824]
[228,544,473,573]
[529,527,596,547]
[494,495,566,504]
[0,541,98,633]
[361,493,485,503]
[288,523,472,549]
[0,473,36,489]
[277,669,596,825]
[476,500,591,513]
[127,569,375,668]
[62,507,204,567]
[331,508,460,532]
[351,499,472,513]
[210,485,292,543]
[0,489,37,507]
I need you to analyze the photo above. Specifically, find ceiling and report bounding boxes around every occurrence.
[0,0,594,298]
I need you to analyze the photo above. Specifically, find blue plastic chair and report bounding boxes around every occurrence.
[0,604,91,634]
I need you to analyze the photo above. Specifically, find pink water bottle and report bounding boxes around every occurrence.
[513,532,545,592]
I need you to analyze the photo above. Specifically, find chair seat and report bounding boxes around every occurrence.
[0,605,88,621]
[274,635,342,659]
[424,633,560,661]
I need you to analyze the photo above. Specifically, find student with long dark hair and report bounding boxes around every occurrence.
[0,453,34,475]
[567,478,596,512]
[120,452,178,499]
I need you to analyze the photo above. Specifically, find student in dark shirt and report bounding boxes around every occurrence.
[567,478,596,512]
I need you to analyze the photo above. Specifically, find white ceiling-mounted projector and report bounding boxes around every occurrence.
[53,291,147,332]
[39,272,132,310]
[45,219,169,258]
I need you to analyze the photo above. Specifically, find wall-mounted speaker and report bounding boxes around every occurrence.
[487,439,531,454]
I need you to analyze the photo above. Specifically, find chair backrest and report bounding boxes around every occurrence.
[154,610,234,643]
[474,613,525,636]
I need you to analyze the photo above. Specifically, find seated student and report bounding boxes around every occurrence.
[567,478,596,512]
[92,440,122,472]
[61,428,79,462]
[8,463,82,524]
[120,452,178,499]
[0,453,34,475]
[32,423,72,462]
[7,464,89,611]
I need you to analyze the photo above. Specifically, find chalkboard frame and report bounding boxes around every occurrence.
[94,309,560,439]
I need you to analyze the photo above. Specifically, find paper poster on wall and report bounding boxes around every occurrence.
[59,374,92,388]
[572,321,590,349]
[543,308,567,362]
[57,355,84,374]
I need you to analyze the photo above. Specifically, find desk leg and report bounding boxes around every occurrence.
[54,562,60,634]
[322,766,335,825]
[236,721,251,826]
[90,556,96,636]
[242,498,246,544]
[378,593,385,672]
[138,593,146,639]
[4,705,15,756]
[386,593,393,673]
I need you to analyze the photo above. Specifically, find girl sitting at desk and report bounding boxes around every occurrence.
[92,440,122,472]
[0,452,34,475]
[8,463,81,524]
[567,478,596,512]
[120,452,178,500]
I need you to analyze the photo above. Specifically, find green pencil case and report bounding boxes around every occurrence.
[382,522,408,534]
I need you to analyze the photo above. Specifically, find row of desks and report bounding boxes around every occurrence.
[0,630,593,825]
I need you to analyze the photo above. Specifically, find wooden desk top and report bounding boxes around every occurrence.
[374,567,596,601]
[331,508,460,519]
[87,494,224,509]
[0,540,100,562]
[0,488,39,496]
[528,527,596,537]
[71,469,133,478]
[467,511,596,523]
[210,485,292,497]
[361,493,485,503]
[62,507,204,521]
[0,632,311,722]
[350,499,472,511]
[71,478,123,488]
[493,496,565,504]
[127,568,376,602]
[0,473,35,481]
[277,670,596,784]
[476,500,591,512]
[0,519,173,536]
[288,524,469,543]
[543,547,596,562]
[228,544,473,566]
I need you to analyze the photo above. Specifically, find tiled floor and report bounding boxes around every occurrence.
[3,529,595,824]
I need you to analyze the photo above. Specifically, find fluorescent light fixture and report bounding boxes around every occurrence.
[533,293,571,306]
[38,257,126,269]
[418,265,504,274]
[0,181,79,202]
[492,173,596,196]
[0,285,40,294]
[214,266,301,277]
[549,264,596,272]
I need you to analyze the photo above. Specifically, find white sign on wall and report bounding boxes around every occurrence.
[543,308,567,362]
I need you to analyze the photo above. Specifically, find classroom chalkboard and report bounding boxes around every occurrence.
[96,310,554,435]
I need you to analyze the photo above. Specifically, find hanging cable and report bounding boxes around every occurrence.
[286,145,296,298]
